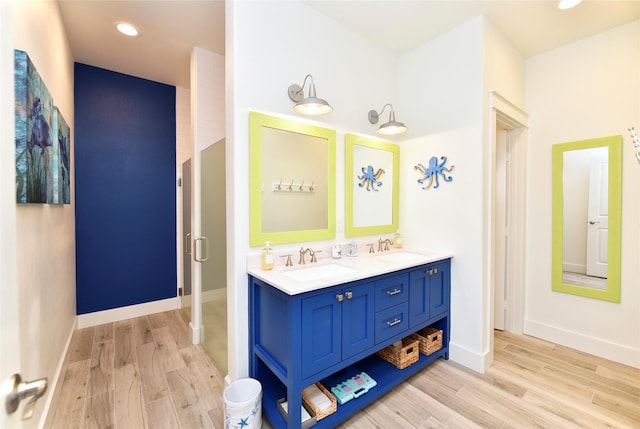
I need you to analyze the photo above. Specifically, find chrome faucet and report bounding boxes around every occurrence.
[299,247,320,264]
[378,238,393,252]
[280,254,293,267]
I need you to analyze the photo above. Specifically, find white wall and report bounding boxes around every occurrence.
[13,1,76,426]
[483,17,526,109]
[227,0,396,379]
[396,16,526,372]
[397,17,486,371]
[525,20,640,367]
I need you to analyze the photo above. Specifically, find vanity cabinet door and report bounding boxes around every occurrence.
[409,260,450,328]
[341,283,375,359]
[409,268,429,328]
[302,292,342,379]
[301,283,374,379]
[428,260,450,319]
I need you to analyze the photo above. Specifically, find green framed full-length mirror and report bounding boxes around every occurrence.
[345,133,399,237]
[551,135,622,302]
[249,112,336,246]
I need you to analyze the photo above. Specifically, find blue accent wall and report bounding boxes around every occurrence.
[75,63,176,315]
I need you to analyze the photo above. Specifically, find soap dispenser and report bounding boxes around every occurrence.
[261,241,274,270]
[393,231,403,249]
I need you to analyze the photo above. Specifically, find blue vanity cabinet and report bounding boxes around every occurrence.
[408,259,451,328]
[302,282,375,379]
[249,257,451,429]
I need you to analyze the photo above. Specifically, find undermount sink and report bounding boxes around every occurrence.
[375,251,425,264]
[282,263,357,282]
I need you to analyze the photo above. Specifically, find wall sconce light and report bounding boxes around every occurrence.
[287,74,333,115]
[368,103,408,135]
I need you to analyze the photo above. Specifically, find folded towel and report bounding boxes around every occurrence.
[303,384,332,411]
[280,401,312,421]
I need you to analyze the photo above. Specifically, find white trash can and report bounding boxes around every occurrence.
[223,378,262,429]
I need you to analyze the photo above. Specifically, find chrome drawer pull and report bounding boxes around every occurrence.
[345,291,353,300]
[387,318,401,327]
[386,288,401,296]
[336,294,344,302]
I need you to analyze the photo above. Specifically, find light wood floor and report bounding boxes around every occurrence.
[45,310,640,429]
[562,271,607,290]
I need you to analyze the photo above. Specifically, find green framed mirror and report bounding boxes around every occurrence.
[551,135,622,302]
[345,133,399,237]
[249,112,336,246]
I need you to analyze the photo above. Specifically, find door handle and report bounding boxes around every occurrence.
[185,232,192,255]
[589,220,600,225]
[194,236,209,262]
[5,373,48,420]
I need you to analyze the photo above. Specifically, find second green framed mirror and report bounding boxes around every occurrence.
[345,133,399,237]
[551,135,622,302]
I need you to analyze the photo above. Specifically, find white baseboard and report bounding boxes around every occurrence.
[190,321,204,344]
[37,317,76,429]
[562,262,585,274]
[76,297,180,329]
[448,341,491,373]
[524,319,640,369]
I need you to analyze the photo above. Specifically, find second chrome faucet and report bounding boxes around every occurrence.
[299,247,321,264]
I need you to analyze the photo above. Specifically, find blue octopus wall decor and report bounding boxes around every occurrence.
[357,165,385,191]
[414,156,455,190]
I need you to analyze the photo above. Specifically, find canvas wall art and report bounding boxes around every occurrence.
[15,49,70,204]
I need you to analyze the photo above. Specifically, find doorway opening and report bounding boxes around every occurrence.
[488,92,528,344]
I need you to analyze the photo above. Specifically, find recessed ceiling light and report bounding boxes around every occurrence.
[116,22,139,37]
[558,0,583,9]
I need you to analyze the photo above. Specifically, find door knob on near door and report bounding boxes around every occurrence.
[589,220,601,224]
[5,373,48,420]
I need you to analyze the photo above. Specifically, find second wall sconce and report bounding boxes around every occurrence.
[288,74,333,116]
[368,103,408,135]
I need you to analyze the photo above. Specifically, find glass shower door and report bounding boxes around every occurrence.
[200,139,227,374]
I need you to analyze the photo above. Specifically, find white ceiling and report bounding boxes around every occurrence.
[57,0,640,89]
[57,0,225,88]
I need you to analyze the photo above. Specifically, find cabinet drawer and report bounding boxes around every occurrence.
[375,274,408,311]
[374,302,409,344]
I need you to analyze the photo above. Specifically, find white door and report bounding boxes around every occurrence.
[1,3,24,426]
[586,161,608,278]
[494,129,508,331]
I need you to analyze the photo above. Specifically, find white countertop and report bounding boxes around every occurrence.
[247,249,452,295]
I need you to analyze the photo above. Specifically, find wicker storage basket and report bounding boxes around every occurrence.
[301,382,337,421]
[410,326,443,356]
[377,337,419,369]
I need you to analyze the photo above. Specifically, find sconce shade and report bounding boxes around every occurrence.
[368,104,408,135]
[288,75,333,115]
